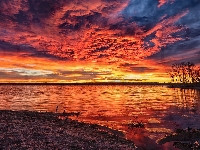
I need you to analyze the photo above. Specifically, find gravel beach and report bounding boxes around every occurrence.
[0,110,135,149]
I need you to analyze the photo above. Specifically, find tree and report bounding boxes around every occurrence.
[168,62,200,83]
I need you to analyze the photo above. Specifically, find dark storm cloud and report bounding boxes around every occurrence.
[0,40,66,60]
[0,0,59,22]
[59,11,107,32]
[147,33,200,65]
[28,0,58,18]
[122,0,199,23]
[0,40,41,54]
[123,3,199,37]
[127,0,200,64]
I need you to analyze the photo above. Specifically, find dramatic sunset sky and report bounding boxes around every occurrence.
[0,0,200,83]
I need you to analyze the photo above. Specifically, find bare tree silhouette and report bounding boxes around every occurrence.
[168,62,200,83]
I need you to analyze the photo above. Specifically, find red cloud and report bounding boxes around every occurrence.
[0,0,191,82]
[0,0,188,65]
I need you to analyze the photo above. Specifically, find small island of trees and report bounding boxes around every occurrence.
[168,62,200,87]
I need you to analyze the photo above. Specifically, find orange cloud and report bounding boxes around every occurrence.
[0,0,193,82]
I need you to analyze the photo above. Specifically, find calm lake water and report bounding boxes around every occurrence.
[0,85,200,149]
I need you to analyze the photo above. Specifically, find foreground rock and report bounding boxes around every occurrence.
[158,128,200,149]
[0,110,135,149]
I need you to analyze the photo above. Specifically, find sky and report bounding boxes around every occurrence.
[0,0,200,83]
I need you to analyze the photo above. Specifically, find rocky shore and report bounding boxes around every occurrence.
[0,110,135,149]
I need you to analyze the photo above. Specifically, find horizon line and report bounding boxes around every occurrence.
[0,82,173,85]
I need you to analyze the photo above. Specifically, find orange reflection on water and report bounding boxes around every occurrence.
[0,85,200,149]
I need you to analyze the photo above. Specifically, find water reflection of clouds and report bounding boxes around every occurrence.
[1,85,200,117]
[1,85,200,149]
[160,89,200,134]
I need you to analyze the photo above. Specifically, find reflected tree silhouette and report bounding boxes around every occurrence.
[173,88,200,113]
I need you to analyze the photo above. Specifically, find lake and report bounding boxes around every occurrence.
[0,85,200,149]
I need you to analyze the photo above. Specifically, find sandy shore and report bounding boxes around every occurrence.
[0,110,135,149]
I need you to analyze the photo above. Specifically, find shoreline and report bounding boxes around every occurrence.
[167,83,200,89]
[0,110,135,149]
